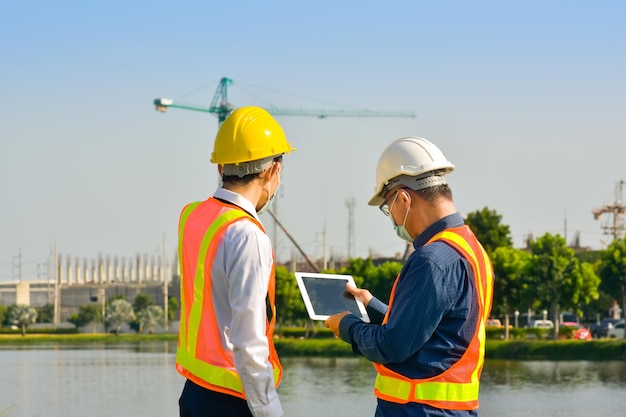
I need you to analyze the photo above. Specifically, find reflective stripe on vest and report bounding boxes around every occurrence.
[373,226,493,410]
[175,198,282,398]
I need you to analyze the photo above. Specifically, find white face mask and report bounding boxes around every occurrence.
[257,182,279,215]
[389,191,414,242]
[257,164,280,215]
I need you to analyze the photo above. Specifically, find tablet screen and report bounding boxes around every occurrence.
[294,272,370,322]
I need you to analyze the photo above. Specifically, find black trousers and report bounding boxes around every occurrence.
[179,379,253,417]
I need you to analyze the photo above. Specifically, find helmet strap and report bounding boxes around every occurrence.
[222,156,275,178]
[384,173,448,195]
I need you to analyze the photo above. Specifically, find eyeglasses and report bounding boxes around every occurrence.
[379,189,400,216]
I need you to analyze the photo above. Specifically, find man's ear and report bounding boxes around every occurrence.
[217,164,224,176]
[271,161,281,177]
[400,188,413,205]
[260,162,278,181]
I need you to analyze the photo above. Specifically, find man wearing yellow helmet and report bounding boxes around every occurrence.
[176,106,295,417]
[326,137,494,417]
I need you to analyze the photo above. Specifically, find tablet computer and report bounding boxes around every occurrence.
[294,272,370,322]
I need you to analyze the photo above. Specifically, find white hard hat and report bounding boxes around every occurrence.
[368,137,455,206]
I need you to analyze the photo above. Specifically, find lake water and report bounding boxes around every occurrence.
[2,342,626,417]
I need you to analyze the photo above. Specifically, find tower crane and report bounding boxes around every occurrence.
[154,77,417,126]
[154,77,416,269]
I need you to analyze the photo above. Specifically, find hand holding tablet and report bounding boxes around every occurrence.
[294,272,370,323]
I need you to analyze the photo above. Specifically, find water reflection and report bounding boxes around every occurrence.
[279,357,377,415]
[280,358,626,416]
[479,360,626,417]
[2,343,626,417]
[482,360,626,387]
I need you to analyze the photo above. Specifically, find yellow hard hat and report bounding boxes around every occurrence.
[211,106,296,165]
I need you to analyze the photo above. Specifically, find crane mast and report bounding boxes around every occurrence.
[208,77,234,124]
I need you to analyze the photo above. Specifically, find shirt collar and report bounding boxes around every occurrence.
[413,212,465,249]
[213,188,261,222]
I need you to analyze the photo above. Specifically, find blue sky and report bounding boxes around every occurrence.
[1,1,625,281]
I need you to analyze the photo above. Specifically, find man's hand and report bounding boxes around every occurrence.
[345,282,373,307]
[324,311,350,337]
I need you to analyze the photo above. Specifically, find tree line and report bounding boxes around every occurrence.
[0,294,179,336]
[276,207,626,340]
[4,206,626,340]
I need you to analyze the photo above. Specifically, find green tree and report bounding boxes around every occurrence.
[137,305,165,334]
[133,293,154,312]
[525,233,599,339]
[130,293,154,332]
[0,304,7,326]
[339,258,402,302]
[67,304,102,333]
[37,303,54,323]
[491,246,532,336]
[168,296,179,321]
[8,304,38,336]
[465,207,512,255]
[105,299,135,335]
[275,265,308,327]
[104,294,125,332]
[576,250,601,265]
[108,294,125,302]
[597,237,626,338]
[576,262,601,316]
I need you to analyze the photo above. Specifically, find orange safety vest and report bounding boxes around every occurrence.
[373,225,493,410]
[175,198,283,399]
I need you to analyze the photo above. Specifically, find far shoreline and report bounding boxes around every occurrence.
[2,333,626,361]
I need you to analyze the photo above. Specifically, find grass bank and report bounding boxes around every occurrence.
[486,339,626,361]
[2,333,626,360]
[0,333,177,345]
[274,338,626,360]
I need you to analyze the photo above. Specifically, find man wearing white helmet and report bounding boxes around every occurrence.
[326,137,494,416]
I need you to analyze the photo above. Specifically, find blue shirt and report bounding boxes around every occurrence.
[339,213,479,417]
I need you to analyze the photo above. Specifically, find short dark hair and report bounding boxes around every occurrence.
[221,173,258,186]
[411,184,453,205]
[221,155,283,186]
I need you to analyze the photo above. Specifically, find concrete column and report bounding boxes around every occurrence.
[114,256,120,283]
[136,254,142,283]
[144,254,149,282]
[151,255,157,281]
[120,257,127,283]
[98,254,104,285]
[75,257,81,285]
[16,281,30,305]
[66,255,73,286]
[106,255,112,284]
[84,258,91,283]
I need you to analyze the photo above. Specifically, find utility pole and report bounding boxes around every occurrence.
[592,180,626,242]
[268,209,319,272]
[271,192,283,257]
[563,210,567,246]
[98,287,105,332]
[323,223,328,270]
[162,235,169,330]
[12,249,22,282]
[273,197,278,253]
[345,197,356,259]
[53,244,60,327]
